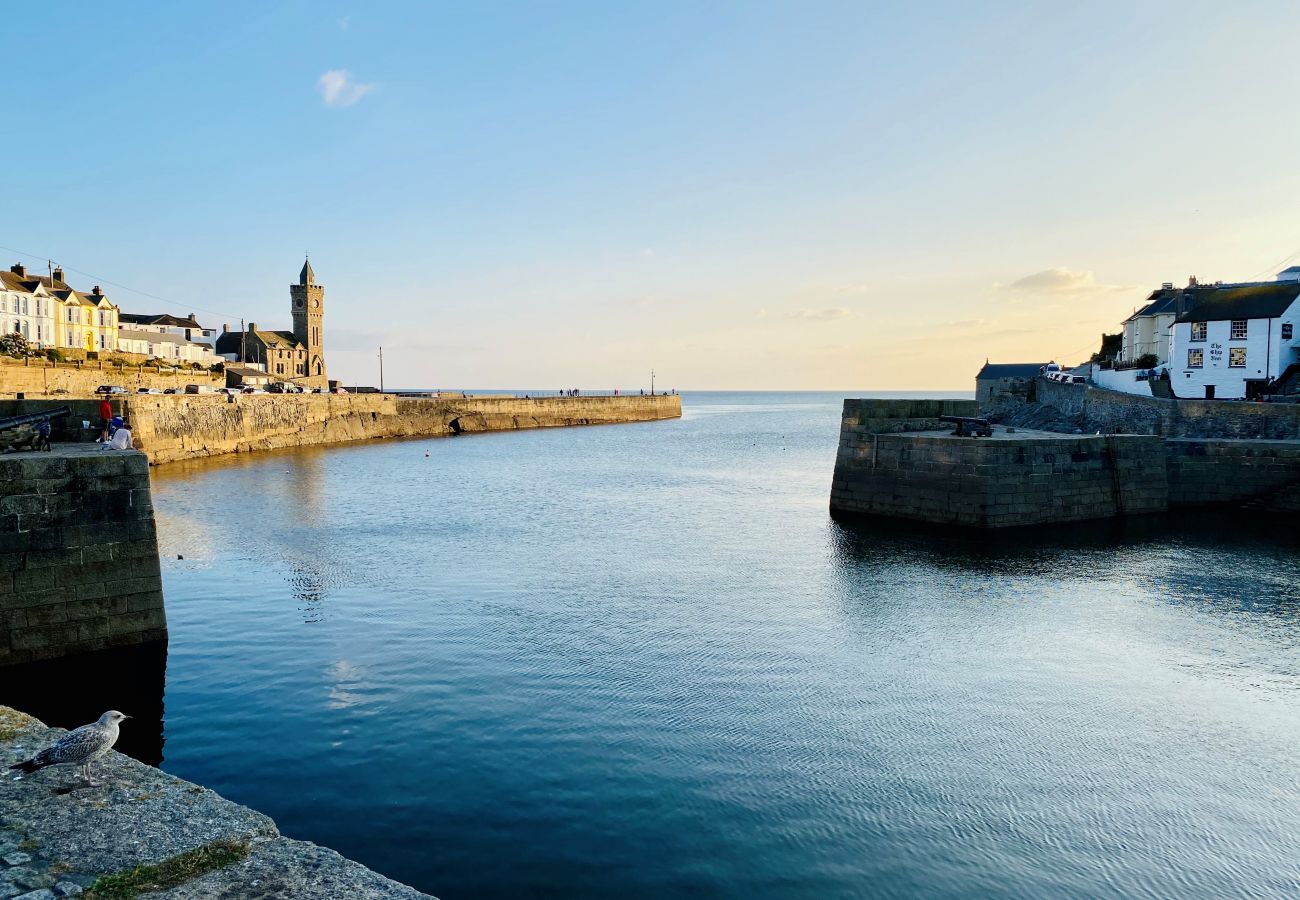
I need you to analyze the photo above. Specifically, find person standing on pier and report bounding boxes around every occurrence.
[98,397,113,443]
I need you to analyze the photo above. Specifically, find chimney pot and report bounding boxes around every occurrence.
[10,263,25,277]
[223,323,229,333]
[92,285,102,296]
[52,267,64,282]
[1188,276,1198,287]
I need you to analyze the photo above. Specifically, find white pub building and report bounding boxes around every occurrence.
[1168,272,1300,399]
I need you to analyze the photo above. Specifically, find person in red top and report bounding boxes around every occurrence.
[99,398,113,443]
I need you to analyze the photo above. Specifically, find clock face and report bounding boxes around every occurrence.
[295,298,303,308]
[312,299,320,308]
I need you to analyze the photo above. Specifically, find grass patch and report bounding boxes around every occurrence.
[86,839,249,899]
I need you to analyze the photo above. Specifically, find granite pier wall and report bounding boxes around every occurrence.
[0,448,165,666]
[832,399,1300,527]
[3,393,682,465]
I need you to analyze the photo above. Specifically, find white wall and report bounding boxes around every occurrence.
[1090,365,1153,395]
[1169,302,1300,398]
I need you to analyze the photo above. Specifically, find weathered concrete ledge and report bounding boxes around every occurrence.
[0,447,166,666]
[0,706,433,898]
[106,393,679,465]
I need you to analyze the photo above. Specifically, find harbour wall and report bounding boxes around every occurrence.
[0,358,222,397]
[832,399,1300,526]
[1,393,682,465]
[0,448,166,666]
[1018,378,1300,439]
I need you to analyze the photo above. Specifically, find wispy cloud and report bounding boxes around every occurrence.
[318,69,375,107]
[996,267,1127,294]
[786,307,853,321]
[338,15,351,31]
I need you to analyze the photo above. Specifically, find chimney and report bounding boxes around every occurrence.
[223,323,230,333]
[1162,282,1174,289]
[249,322,257,333]
[1188,276,1198,287]
[92,285,102,296]
[10,263,25,277]
[52,267,64,283]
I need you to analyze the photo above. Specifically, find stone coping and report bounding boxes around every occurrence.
[0,706,433,898]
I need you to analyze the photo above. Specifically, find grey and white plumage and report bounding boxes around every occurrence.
[9,710,129,785]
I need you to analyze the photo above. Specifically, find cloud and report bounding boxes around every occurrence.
[318,69,375,107]
[755,308,769,318]
[338,16,351,31]
[998,267,1126,294]
[786,307,853,321]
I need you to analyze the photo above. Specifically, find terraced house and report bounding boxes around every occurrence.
[0,262,118,351]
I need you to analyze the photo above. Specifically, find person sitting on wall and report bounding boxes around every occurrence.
[102,419,133,451]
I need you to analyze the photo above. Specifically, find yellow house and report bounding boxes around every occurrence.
[52,280,118,353]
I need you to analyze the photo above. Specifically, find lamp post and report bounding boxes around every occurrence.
[378,346,384,393]
[650,368,655,396]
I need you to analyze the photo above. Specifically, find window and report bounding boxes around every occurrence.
[1190,322,1207,341]
[1284,323,1294,340]
[276,363,284,374]
[1230,319,1248,340]
[1187,348,1204,368]
[1229,347,1246,367]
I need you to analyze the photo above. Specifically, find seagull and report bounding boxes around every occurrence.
[9,711,129,786]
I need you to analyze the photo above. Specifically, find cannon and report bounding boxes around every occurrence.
[938,414,993,437]
[0,406,72,453]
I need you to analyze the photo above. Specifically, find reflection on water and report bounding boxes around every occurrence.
[7,392,1300,900]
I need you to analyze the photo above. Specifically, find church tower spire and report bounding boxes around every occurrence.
[290,256,326,387]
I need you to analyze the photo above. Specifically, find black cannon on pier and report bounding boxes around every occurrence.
[938,414,993,437]
[0,406,72,452]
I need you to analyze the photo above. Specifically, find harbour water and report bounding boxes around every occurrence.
[8,392,1300,899]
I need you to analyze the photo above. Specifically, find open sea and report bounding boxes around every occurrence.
[7,391,1300,899]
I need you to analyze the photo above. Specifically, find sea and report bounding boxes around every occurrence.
[7,391,1300,899]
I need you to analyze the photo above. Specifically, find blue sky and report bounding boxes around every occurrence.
[6,1,1300,389]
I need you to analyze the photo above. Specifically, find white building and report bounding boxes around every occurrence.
[1119,285,1179,365]
[1169,278,1300,399]
[116,312,219,364]
[115,329,220,364]
[1,263,117,351]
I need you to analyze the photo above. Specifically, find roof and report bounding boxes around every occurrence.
[1171,282,1300,324]
[1123,291,1181,322]
[119,313,203,328]
[977,362,1051,380]
[300,258,314,284]
[213,327,305,356]
[225,365,269,376]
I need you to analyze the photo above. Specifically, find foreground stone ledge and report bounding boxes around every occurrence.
[0,706,433,898]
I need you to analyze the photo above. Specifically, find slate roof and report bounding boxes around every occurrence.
[1123,291,1181,322]
[976,362,1051,380]
[119,313,203,328]
[213,327,305,357]
[1171,282,1300,323]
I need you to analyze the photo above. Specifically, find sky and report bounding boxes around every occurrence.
[5,1,1300,390]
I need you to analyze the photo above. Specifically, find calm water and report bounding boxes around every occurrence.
[9,391,1300,899]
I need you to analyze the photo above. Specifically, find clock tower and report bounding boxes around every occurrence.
[290,257,327,387]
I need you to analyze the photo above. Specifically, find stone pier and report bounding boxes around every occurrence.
[0,447,166,666]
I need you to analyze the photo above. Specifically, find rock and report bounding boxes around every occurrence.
[1,855,31,868]
[51,885,81,897]
[13,889,56,900]
[155,837,431,899]
[0,884,21,900]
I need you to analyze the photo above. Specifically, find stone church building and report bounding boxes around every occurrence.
[216,259,328,389]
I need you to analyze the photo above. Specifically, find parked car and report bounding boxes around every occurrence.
[240,386,263,394]
[136,387,163,394]
[1068,375,1086,385]
[331,387,349,394]
[266,382,286,394]
[184,384,213,394]
[95,385,129,395]
[163,388,179,394]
